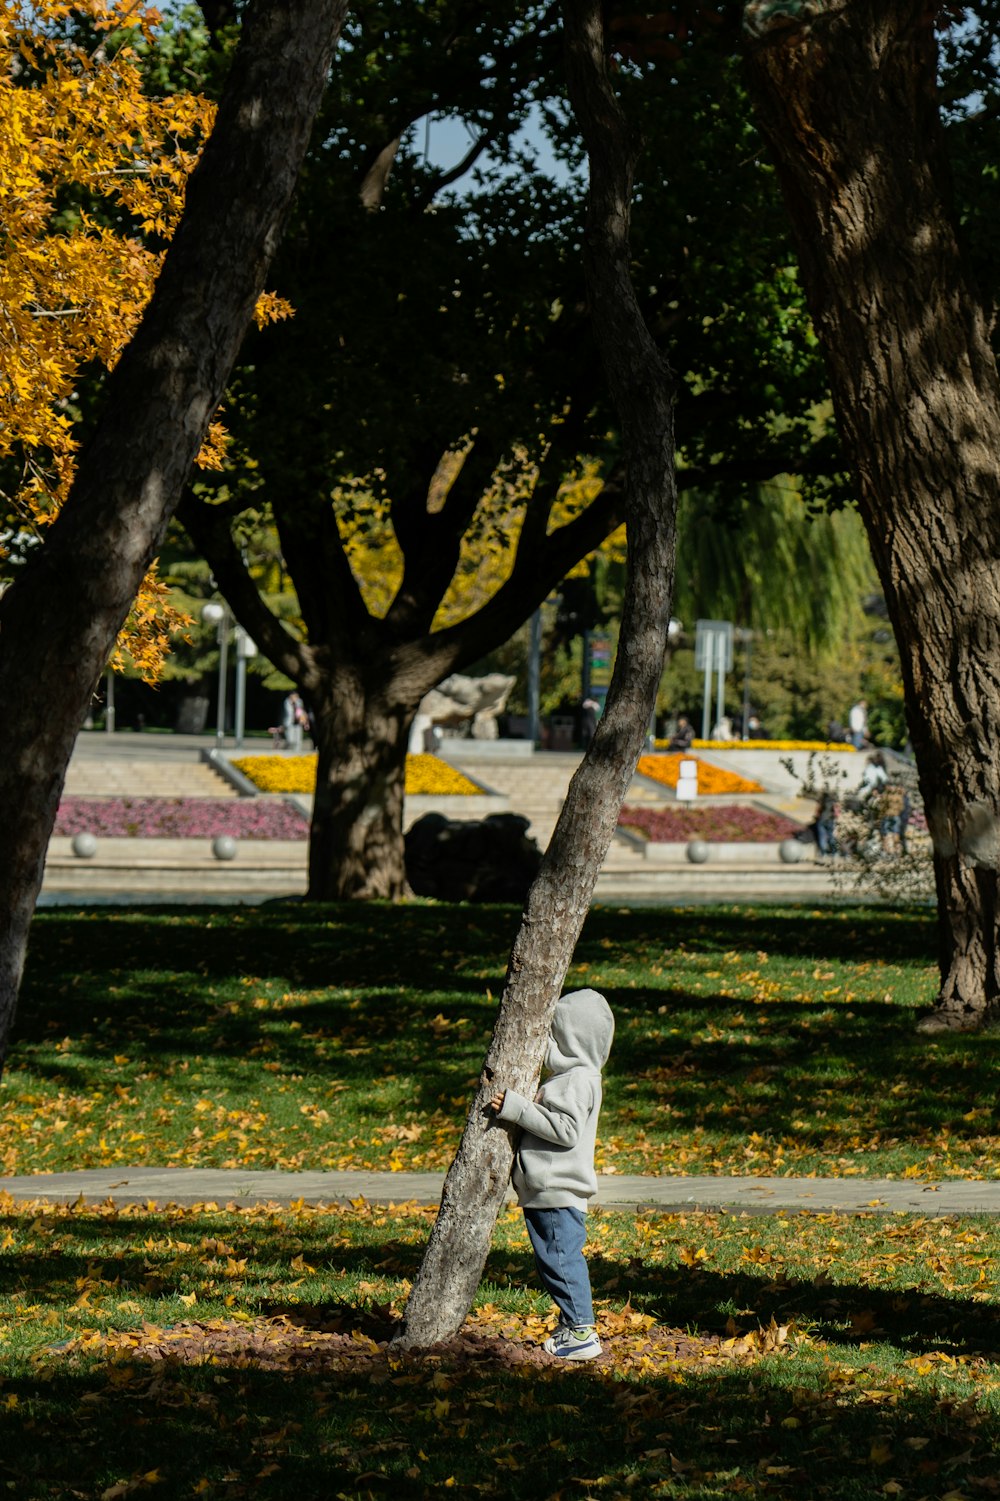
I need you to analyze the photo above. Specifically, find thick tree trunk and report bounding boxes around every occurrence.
[307,681,414,902]
[743,0,1000,1028]
[396,0,677,1349]
[0,0,347,1078]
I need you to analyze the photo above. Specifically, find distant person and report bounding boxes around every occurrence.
[878,777,911,856]
[281,690,308,751]
[857,751,888,801]
[827,718,847,744]
[667,715,694,752]
[711,715,734,742]
[848,698,869,749]
[579,697,599,750]
[746,714,767,739]
[810,790,839,856]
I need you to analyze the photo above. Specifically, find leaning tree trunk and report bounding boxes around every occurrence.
[743,0,1000,1029]
[0,0,348,1078]
[396,0,678,1349]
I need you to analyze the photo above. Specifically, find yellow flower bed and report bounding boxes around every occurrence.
[232,756,316,794]
[637,753,764,795]
[406,755,484,795]
[231,754,484,796]
[655,739,855,753]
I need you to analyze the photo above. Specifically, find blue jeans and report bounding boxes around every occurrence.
[523,1206,594,1328]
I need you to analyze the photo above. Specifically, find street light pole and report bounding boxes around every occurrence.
[528,607,541,745]
[201,601,229,744]
[233,627,257,748]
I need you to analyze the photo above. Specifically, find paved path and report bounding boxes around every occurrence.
[4,1167,999,1217]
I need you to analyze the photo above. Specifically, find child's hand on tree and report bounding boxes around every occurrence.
[489,1091,506,1113]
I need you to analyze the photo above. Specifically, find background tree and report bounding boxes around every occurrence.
[0,0,348,1079]
[0,1,216,674]
[180,0,836,902]
[742,0,1000,1029]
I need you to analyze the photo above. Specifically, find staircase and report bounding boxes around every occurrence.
[63,754,236,799]
[443,751,667,876]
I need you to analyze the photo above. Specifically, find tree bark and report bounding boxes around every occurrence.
[0,0,348,1078]
[395,0,677,1349]
[306,669,420,903]
[743,0,1000,1029]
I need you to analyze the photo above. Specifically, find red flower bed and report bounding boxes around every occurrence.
[619,804,802,843]
[54,796,308,840]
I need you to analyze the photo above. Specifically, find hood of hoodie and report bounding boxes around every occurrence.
[544,988,614,1074]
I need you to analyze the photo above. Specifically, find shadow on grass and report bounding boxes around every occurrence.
[23,901,936,998]
[15,902,983,1165]
[4,1318,1000,1500]
[5,1214,1000,1366]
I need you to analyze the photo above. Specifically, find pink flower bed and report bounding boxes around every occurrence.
[619,804,803,843]
[54,797,308,841]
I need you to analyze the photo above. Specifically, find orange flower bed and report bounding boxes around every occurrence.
[636,753,764,796]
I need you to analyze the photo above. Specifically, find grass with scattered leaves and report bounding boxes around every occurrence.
[2,1195,1000,1498]
[3,902,989,1182]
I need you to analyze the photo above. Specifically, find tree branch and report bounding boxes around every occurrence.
[386,437,505,638]
[432,478,623,671]
[270,492,375,650]
[178,493,307,683]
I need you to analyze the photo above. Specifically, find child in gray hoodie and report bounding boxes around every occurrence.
[490,987,614,1361]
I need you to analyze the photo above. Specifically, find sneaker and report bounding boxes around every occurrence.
[543,1324,602,1361]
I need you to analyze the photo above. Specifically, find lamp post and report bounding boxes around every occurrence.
[201,601,229,744]
[104,668,116,734]
[735,626,753,740]
[527,607,542,745]
[232,626,257,748]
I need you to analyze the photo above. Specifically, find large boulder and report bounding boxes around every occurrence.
[405,812,542,902]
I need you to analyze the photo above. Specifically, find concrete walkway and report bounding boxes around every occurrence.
[4,1167,1000,1217]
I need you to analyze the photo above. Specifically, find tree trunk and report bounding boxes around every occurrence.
[396,0,678,1349]
[307,681,413,902]
[743,0,1000,1029]
[0,0,347,1079]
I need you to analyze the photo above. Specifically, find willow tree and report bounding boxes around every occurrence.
[0,0,347,1079]
[674,478,874,655]
[743,0,1000,1029]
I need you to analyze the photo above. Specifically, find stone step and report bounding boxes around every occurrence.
[63,757,236,799]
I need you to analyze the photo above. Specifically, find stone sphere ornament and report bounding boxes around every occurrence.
[71,832,98,859]
[686,839,710,864]
[212,835,238,861]
[779,838,807,864]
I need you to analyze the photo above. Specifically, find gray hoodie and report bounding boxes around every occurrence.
[497,988,614,1211]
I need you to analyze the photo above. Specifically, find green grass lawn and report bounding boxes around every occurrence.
[1,901,992,1181]
[4,901,1000,1498]
[3,1195,1000,1499]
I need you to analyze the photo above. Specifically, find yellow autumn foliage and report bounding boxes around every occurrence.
[0,1,289,678]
